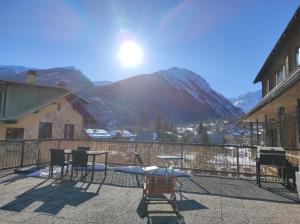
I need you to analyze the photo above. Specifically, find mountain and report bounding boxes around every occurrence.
[0,65,243,129]
[93,81,112,86]
[95,67,243,127]
[230,90,261,112]
[0,65,93,91]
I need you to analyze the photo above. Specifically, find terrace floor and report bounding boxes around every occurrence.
[0,169,299,224]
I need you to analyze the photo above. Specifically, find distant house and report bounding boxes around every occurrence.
[132,131,157,142]
[0,70,95,140]
[85,129,112,139]
[241,7,300,148]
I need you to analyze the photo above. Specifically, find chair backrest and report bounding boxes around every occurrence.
[50,149,65,166]
[77,146,90,151]
[134,152,144,166]
[146,175,176,194]
[72,150,88,166]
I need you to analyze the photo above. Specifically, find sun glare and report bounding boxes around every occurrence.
[118,41,143,67]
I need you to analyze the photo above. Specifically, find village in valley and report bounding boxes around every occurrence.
[0,1,299,224]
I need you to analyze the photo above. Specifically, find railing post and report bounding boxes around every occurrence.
[236,147,240,178]
[147,143,151,166]
[134,142,138,153]
[36,140,41,168]
[20,140,25,167]
[180,144,183,169]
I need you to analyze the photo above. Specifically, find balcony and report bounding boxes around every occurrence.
[0,139,299,223]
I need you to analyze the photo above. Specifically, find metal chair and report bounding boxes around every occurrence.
[71,150,89,181]
[77,146,90,151]
[49,149,70,178]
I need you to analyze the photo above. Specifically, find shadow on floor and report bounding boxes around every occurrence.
[24,169,300,204]
[0,174,27,185]
[177,199,208,211]
[1,178,104,215]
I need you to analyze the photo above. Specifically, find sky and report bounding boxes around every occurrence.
[0,0,299,98]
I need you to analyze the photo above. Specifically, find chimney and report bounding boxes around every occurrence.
[57,80,66,88]
[26,70,37,84]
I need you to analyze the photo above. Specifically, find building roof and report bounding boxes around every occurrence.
[0,79,95,124]
[254,6,300,83]
[85,129,112,139]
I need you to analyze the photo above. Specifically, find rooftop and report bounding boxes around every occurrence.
[0,170,299,224]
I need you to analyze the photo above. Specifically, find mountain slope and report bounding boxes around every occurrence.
[95,67,243,126]
[0,65,93,91]
[93,81,112,86]
[230,90,261,112]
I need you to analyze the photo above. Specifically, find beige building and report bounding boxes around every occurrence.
[0,70,95,140]
[241,7,300,148]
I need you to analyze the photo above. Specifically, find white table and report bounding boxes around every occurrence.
[157,155,184,175]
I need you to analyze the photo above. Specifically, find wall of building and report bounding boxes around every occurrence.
[261,30,300,97]
[0,97,85,139]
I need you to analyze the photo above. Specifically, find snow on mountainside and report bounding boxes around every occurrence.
[230,90,261,112]
[154,67,241,116]
[96,67,243,126]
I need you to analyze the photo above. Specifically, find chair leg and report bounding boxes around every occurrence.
[51,165,54,178]
[49,164,52,178]
[66,164,69,174]
[71,165,74,180]
[85,166,87,182]
[61,166,64,178]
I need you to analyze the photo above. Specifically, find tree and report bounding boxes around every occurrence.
[197,122,204,135]
[201,127,210,144]
[155,114,162,134]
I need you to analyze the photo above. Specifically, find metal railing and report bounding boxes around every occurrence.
[0,139,299,178]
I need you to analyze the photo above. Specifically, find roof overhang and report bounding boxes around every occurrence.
[254,6,300,84]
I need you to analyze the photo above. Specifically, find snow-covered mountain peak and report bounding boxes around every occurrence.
[154,67,212,93]
[230,90,261,112]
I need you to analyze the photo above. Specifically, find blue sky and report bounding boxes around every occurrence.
[0,0,299,98]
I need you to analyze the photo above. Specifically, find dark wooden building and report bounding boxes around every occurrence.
[241,6,300,149]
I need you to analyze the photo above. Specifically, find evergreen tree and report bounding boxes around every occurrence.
[197,122,204,135]
[155,114,162,134]
[201,126,210,144]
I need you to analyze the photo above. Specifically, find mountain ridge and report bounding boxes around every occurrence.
[0,65,243,129]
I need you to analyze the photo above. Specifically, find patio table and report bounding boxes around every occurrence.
[64,150,108,182]
[157,155,184,174]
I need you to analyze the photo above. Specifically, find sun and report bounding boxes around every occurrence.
[118,41,143,67]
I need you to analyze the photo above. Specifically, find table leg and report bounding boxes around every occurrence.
[91,155,96,182]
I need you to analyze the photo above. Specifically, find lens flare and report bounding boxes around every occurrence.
[118,41,143,67]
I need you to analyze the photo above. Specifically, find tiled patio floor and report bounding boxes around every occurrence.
[0,169,299,224]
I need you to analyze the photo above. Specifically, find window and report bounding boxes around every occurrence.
[38,122,52,139]
[266,80,270,94]
[6,128,24,140]
[64,124,75,139]
[277,65,285,85]
[295,47,300,67]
